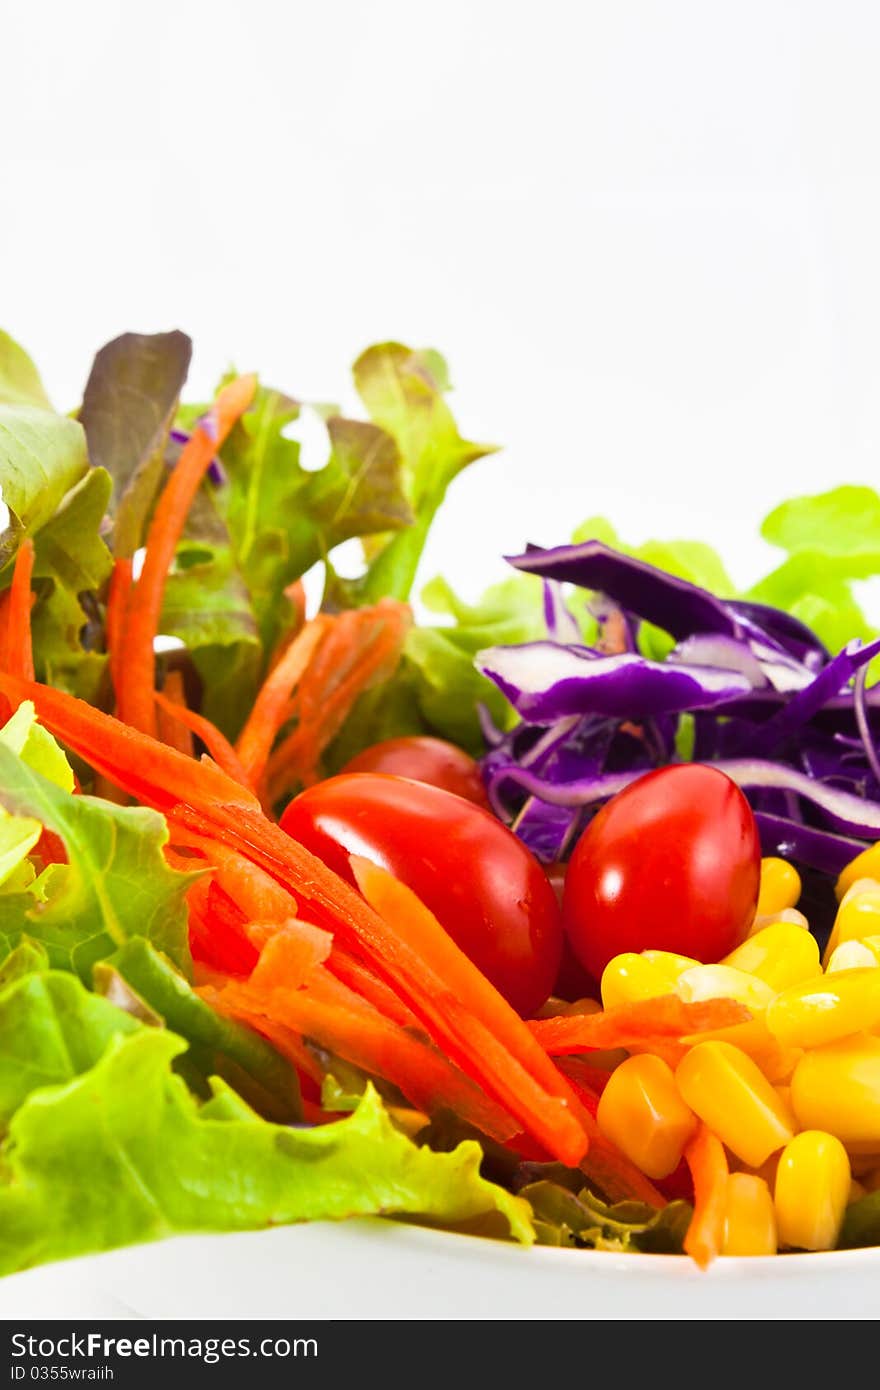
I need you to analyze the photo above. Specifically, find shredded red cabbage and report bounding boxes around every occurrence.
[480,544,880,877]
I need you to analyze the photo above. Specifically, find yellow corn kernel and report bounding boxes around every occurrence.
[840,877,880,906]
[675,1041,796,1167]
[790,1035,880,1144]
[757,858,801,916]
[860,935,880,964]
[595,1054,697,1179]
[600,951,697,1010]
[837,846,880,899]
[766,968,880,1049]
[824,889,880,965]
[848,1179,867,1204]
[723,923,820,992]
[721,1173,777,1256]
[561,997,602,1016]
[826,941,880,973]
[677,964,776,1012]
[775,1131,851,1251]
[749,908,810,937]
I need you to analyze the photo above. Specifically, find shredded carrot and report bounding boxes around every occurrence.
[529,995,750,1055]
[683,1123,729,1268]
[326,946,422,1030]
[234,617,331,787]
[351,857,589,1166]
[105,556,133,710]
[116,374,256,737]
[248,922,333,990]
[155,670,195,758]
[154,690,252,786]
[214,967,517,1141]
[201,985,326,1089]
[265,599,411,799]
[265,580,308,674]
[186,876,260,976]
[0,539,36,701]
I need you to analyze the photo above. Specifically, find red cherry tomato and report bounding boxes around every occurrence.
[341,736,489,808]
[562,764,760,981]
[280,772,562,1016]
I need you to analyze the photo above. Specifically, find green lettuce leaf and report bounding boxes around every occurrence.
[0,1031,533,1276]
[0,740,193,974]
[519,1179,690,1253]
[0,701,74,792]
[0,970,141,1129]
[0,939,49,989]
[99,938,301,1123]
[0,405,89,570]
[79,331,192,557]
[0,330,51,409]
[839,1190,880,1249]
[352,344,497,603]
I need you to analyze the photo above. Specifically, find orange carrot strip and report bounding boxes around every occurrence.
[234,617,331,785]
[265,599,410,798]
[221,969,517,1142]
[0,539,35,689]
[683,1123,729,1268]
[248,922,333,990]
[0,674,259,814]
[156,670,195,758]
[529,995,750,1055]
[154,690,252,786]
[117,374,256,736]
[326,946,422,1030]
[201,984,326,1087]
[351,857,589,1166]
[105,556,133,709]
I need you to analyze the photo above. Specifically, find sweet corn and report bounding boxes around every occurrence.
[600,951,697,1010]
[790,1035,880,1144]
[723,922,820,992]
[675,1041,796,1167]
[596,1054,697,1178]
[826,941,880,973]
[749,908,810,937]
[775,1131,851,1251]
[677,964,775,1012]
[824,888,880,965]
[766,968,880,1049]
[840,876,880,907]
[837,845,880,899]
[721,1173,777,1256]
[757,858,801,916]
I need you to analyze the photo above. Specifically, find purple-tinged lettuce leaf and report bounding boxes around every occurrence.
[79,331,193,558]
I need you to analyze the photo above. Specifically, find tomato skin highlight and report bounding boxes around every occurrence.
[340,736,489,808]
[280,772,563,1016]
[562,764,761,981]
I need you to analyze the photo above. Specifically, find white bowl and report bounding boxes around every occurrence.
[1,1220,878,1320]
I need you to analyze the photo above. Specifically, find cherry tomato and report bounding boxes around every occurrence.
[280,772,562,1016]
[341,736,489,808]
[562,764,760,980]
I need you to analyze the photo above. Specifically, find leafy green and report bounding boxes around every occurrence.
[99,938,301,1123]
[0,970,140,1129]
[0,701,74,792]
[839,1190,880,1249]
[0,1033,533,1276]
[0,816,42,888]
[351,343,497,603]
[79,331,192,557]
[31,467,113,596]
[0,330,51,409]
[520,1180,691,1253]
[0,939,49,989]
[0,406,89,570]
[0,740,193,974]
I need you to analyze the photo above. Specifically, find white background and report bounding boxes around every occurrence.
[2,0,880,1319]
[4,0,880,602]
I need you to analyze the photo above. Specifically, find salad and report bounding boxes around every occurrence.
[1,326,879,1277]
